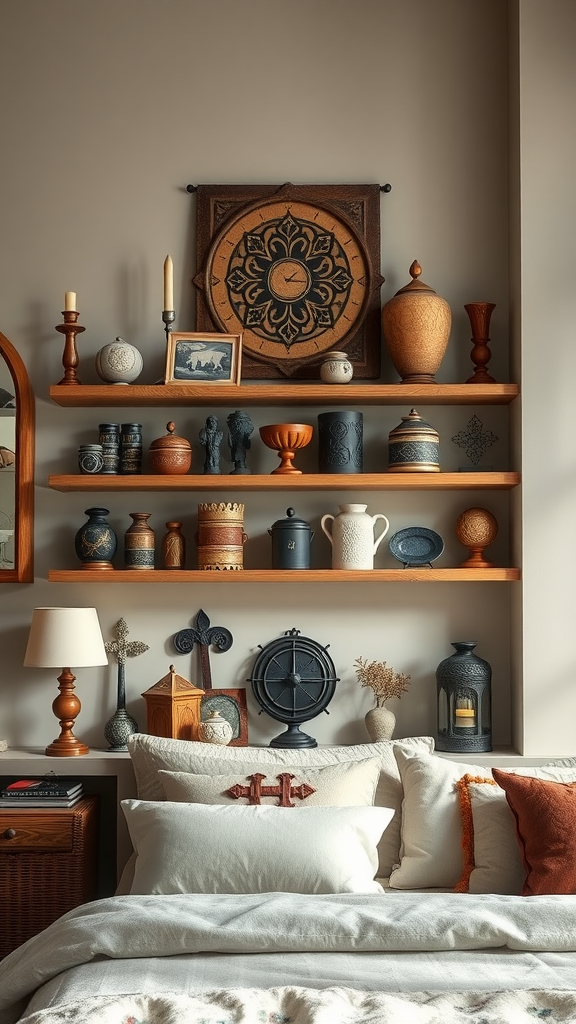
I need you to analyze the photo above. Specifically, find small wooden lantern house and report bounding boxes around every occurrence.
[142,664,204,741]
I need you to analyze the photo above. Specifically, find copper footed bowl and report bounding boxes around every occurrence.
[259,422,313,474]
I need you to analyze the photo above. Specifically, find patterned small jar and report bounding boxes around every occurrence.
[320,350,354,385]
[198,710,233,745]
[95,338,143,384]
[74,507,117,570]
[77,444,104,475]
[388,408,440,473]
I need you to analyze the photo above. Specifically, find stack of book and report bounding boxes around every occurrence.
[0,777,84,807]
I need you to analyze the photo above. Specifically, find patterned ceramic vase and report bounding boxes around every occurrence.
[198,710,233,745]
[74,507,117,570]
[388,408,440,472]
[124,512,155,570]
[95,337,143,384]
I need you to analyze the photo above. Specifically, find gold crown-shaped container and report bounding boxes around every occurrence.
[148,421,192,475]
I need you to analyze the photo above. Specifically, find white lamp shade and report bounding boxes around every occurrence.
[24,607,108,669]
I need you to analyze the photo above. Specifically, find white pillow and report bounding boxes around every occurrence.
[126,732,435,879]
[159,758,381,807]
[121,799,392,895]
[390,750,576,892]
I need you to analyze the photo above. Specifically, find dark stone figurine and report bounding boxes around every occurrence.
[227,410,253,475]
[199,414,223,474]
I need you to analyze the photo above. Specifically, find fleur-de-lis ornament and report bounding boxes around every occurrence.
[104,617,149,751]
[173,608,233,690]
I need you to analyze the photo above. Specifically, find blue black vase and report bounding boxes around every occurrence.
[74,507,117,570]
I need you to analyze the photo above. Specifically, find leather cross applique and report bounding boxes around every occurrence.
[225,772,316,807]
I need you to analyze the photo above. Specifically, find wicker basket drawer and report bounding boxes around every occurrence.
[0,811,74,850]
[0,796,99,958]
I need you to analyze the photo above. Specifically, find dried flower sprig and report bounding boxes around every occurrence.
[354,657,411,708]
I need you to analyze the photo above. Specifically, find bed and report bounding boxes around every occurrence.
[1,734,576,1024]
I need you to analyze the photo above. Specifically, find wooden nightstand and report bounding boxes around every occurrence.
[0,795,98,958]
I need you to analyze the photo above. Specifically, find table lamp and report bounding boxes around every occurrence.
[24,606,108,756]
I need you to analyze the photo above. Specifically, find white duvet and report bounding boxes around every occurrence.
[2,891,576,1024]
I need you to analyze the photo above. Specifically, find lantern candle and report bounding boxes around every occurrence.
[163,255,174,311]
[64,291,77,312]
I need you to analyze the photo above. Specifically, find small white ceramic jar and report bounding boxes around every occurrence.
[320,350,353,385]
[95,337,144,384]
[198,709,233,745]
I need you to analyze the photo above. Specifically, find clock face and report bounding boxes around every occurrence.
[205,198,373,369]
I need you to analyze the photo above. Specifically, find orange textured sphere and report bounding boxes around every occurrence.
[456,507,498,547]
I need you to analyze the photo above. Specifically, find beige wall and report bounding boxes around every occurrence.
[0,0,562,755]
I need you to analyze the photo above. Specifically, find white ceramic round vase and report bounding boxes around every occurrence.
[320,503,390,570]
[198,710,234,745]
[95,337,144,384]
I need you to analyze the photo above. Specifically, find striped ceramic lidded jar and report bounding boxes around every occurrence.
[388,408,440,473]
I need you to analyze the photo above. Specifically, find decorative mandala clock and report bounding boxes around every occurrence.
[248,627,339,748]
[193,183,384,379]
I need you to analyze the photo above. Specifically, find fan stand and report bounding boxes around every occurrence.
[269,722,318,748]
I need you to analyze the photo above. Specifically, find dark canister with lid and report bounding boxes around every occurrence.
[268,507,314,570]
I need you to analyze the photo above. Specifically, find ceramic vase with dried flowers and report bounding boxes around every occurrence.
[354,657,411,741]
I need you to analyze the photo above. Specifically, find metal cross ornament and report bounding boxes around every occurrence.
[173,608,233,690]
[452,415,498,467]
[104,617,149,751]
[225,772,315,806]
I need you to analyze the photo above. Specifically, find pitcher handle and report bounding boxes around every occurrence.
[320,514,334,544]
[372,514,390,553]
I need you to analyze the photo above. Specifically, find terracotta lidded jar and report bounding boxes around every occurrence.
[388,408,440,473]
[382,260,452,383]
[148,421,192,475]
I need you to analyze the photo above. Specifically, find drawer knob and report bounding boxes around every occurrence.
[3,828,16,840]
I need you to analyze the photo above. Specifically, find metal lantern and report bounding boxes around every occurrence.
[436,642,492,753]
[142,664,204,741]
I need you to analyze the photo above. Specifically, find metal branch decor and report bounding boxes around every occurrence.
[104,617,149,751]
[173,608,233,690]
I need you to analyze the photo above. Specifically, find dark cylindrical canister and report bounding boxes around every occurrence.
[99,423,121,445]
[318,410,363,474]
[268,508,314,570]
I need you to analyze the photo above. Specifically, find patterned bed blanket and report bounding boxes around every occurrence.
[2,891,576,1023]
[14,987,576,1024]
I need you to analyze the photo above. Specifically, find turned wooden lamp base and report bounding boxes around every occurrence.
[46,668,89,756]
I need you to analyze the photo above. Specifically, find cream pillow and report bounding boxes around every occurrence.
[121,799,392,895]
[159,758,381,807]
[389,749,489,889]
[126,732,435,879]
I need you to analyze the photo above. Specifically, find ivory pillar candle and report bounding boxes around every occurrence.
[64,291,77,311]
[163,255,174,311]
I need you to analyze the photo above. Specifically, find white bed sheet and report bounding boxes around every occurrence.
[23,948,576,1017]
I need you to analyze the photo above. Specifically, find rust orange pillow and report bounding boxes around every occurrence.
[492,768,576,895]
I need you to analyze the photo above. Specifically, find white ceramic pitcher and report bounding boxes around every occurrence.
[320,503,390,570]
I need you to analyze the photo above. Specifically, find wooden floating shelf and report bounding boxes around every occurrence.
[49,382,520,408]
[47,567,521,583]
[48,472,520,492]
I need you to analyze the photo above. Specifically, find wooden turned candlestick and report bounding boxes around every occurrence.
[464,302,496,384]
[56,310,85,385]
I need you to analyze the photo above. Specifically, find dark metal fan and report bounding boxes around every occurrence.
[248,627,339,748]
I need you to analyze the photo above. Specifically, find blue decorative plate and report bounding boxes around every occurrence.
[389,527,444,568]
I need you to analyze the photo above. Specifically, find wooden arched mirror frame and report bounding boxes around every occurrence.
[0,332,34,582]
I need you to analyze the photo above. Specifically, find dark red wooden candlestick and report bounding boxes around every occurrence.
[56,310,85,385]
[464,302,496,383]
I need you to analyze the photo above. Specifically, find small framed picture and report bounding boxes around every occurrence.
[200,687,248,746]
[165,332,242,385]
